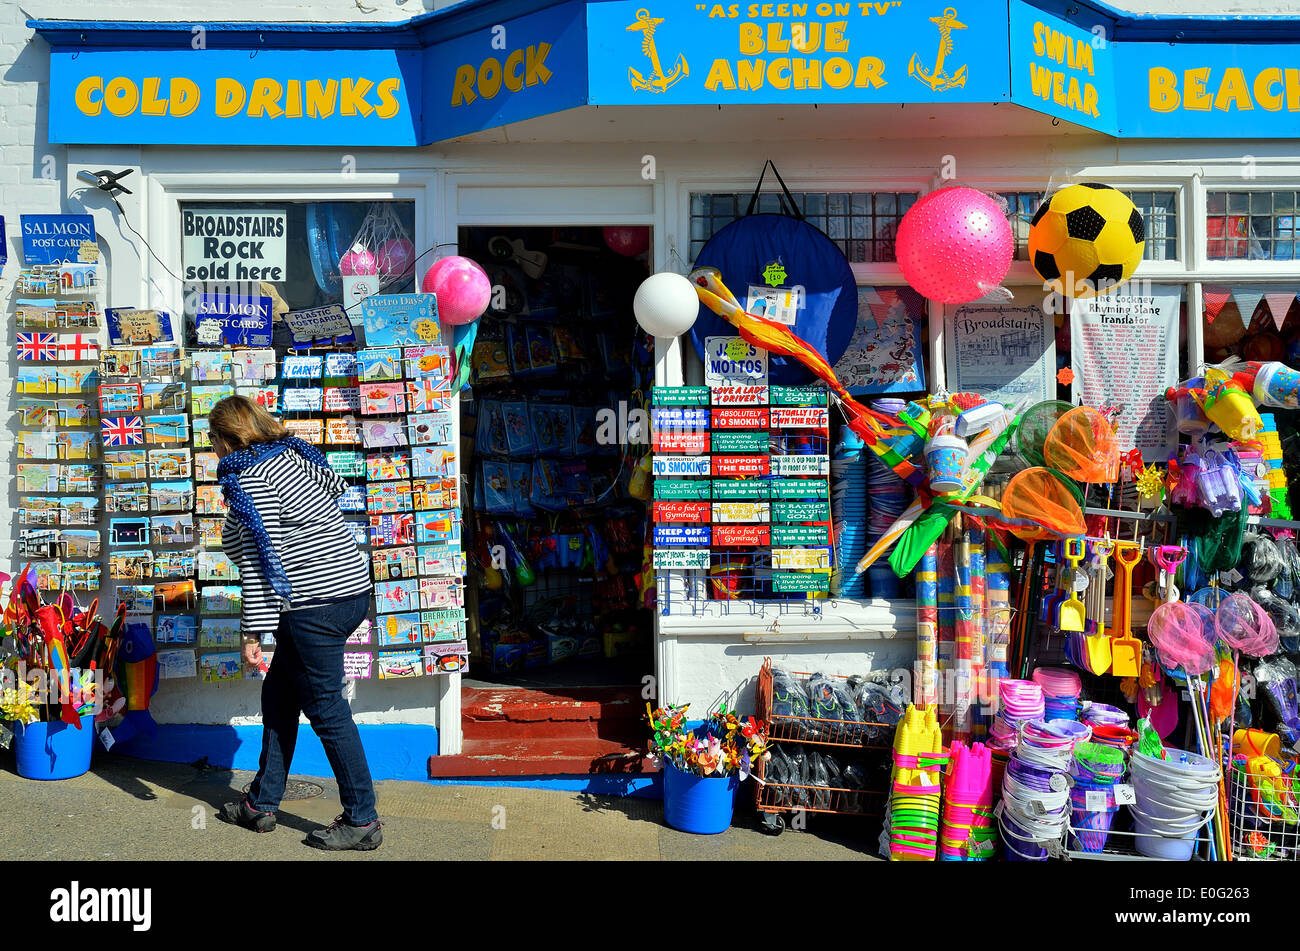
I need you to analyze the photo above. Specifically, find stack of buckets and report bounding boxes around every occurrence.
[1033,667,1081,721]
[1082,702,1139,751]
[1130,747,1222,860]
[988,679,1044,793]
[865,399,913,599]
[1000,719,1083,861]
[1259,413,1292,519]
[939,740,996,860]
[830,427,869,599]
[1068,741,1127,852]
[887,704,947,860]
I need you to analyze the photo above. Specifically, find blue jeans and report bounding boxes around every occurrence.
[248,593,378,825]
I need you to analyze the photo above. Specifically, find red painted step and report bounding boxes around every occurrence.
[427,738,655,777]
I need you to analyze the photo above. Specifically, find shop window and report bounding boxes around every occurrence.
[999,192,1042,261]
[1206,190,1300,262]
[689,191,918,265]
[178,200,417,343]
[1126,190,1179,262]
[1202,283,1299,365]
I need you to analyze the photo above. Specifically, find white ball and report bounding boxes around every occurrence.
[633,272,699,338]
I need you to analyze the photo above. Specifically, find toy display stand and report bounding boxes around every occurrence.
[753,657,893,834]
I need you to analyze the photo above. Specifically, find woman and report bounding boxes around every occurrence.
[209,395,382,851]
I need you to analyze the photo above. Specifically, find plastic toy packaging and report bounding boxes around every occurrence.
[1254,658,1300,750]
[481,460,513,515]
[1243,532,1284,584]
[525,325,557,373]
[478,400,509,456]
[850,678,907,739]
[1274,535,1300,600]
[509,462,535,517]
[502,402,535,457]
[530,458,566,511]
[806,672,865,741]
[807,751,833,811]
[770,667,814,737]
[1250,586,1300,652]
[551,406,576,457]
[531,404,562,454]
[783,746,811,807]
[1196,448,1243,516]
[573,406,598,457]
[507,325,534,376]
[559,460,593,504]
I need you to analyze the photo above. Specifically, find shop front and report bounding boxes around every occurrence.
[20,0,1300,787]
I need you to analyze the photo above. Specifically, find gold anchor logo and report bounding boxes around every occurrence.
[909,7,969,92]
[627,9,688,93]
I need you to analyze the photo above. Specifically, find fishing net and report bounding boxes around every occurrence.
[1216,592,1279,658]
[347,202,416,290]
[996,467,1086,541]
[1043,407,1119,483]
[1148,601,1217,674]
[1013,401,1073,468]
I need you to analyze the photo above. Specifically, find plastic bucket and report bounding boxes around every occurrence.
[13,715,95,780]
[1133,808,1208,860]
[1000,812,1049,862]
[926,435,967,494]
[663,760,739,835]
[1069,784,1118,852]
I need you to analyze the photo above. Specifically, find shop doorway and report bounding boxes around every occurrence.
[457,225,654,692]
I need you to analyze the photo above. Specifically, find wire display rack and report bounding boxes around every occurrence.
[754,657,895,834]
[1228,757,1300,860]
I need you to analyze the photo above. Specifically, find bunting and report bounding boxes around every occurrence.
[1232,288,1264,328]
[1202,285,1231,325]
[1264,289,1298,331]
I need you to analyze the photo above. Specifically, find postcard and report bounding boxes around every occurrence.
[60,497,99,526]
[100,348,142,377]
[155,580,198,612]
[338,485,366,511]
[57,365,99,396]
[62,563,102,590]
[405,379,448,414]
[343,652,374,679]
[407,410,454,446]
[192,417,212,449]
[234,383,279,411]
[18,529,58,559]
[197,517,225,547]
[17,464,59,493]
[105,307,174,345]
[108,550,153,581]
[361,418,407,449]
[283,355,324,380]
[360,382,406,416]
[324,352,359,379]
[323,386,361,412]
[153,550,197,579]
[404,346,451,383]
[117,586,155,615]
[190,349,233,382]
[151,513,195,546]
[105,481,150,513]
[195,451,219,482]
[326,416,363,445]
[31,562,61,591]
[418,544,467,577]
[144,414,190,445]
[231,348,277,382]
[200,585,242,615]
[326,451,365,478]
[347,618,373,646]
[419,576,463,610]
[422,608,468,642]
[61,464,101,495]
[98,382,142,414]
[371,545,418,582]
[365,450,410,482]
[284,417,324,444]
[376,649,423,680]
[283,386,323,412]
[374,579,419,614]
[411,477,459,510]
[423,641,470,674]
[56,399,94,428]
[196,485,227,515]
[57,335,100,362]
[151,479,195,513]
[19,400,58,427]
[200,618,242,649]
[17,331,58,361]
[17,366,58,395]
[366,480,413,514]
[414,509,461,546]
[357,347,402,383]
[56,535,98,564]
[142,382,188,412]
[375,612,425,648]
[347,522,368,547]
[368,513,415,548]
[102,450,148,481]
[360,294,439,348]
[108,517,150,546]
[148,448,192,479]
[158,650,197,679]
[156,613,198,644]
[140,346,183,378]
[198,551,239,582]
[192,384,234,416]
[410,445,455,478]
[200,652,241,684]
[58,431,100,461]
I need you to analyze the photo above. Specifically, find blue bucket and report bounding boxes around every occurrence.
[13,715,95,780]
[663,760,740,834]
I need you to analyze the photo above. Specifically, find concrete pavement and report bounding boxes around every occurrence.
[0,754,880,860]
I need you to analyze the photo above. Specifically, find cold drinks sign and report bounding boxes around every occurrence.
[182,209,287,282]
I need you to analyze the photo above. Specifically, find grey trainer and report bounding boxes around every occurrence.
[307,815,384,851]
[219,797,277,833]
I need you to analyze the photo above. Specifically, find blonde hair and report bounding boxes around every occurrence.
[208,395,289,452]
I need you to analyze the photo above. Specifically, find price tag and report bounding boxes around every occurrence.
[97,726,115,752]
[1113,784,1136,805]
[918,771,934,786]
[1049,773,1070,792]
[1085,790,1108,811]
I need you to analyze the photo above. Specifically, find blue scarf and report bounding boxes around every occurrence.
[217,437,331,606]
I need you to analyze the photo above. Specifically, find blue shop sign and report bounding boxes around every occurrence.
[20,214,96,265]
[193,292,274,346]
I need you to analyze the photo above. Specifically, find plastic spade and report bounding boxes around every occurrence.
[1111,542,1144,677]
[1084,541,1113,675]
[1058,537,1087,634]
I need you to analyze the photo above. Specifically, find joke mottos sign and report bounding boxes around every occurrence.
[182,209,287,282]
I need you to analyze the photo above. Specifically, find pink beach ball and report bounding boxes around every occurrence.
[895,187,1013,304]
[421,256,491,326]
